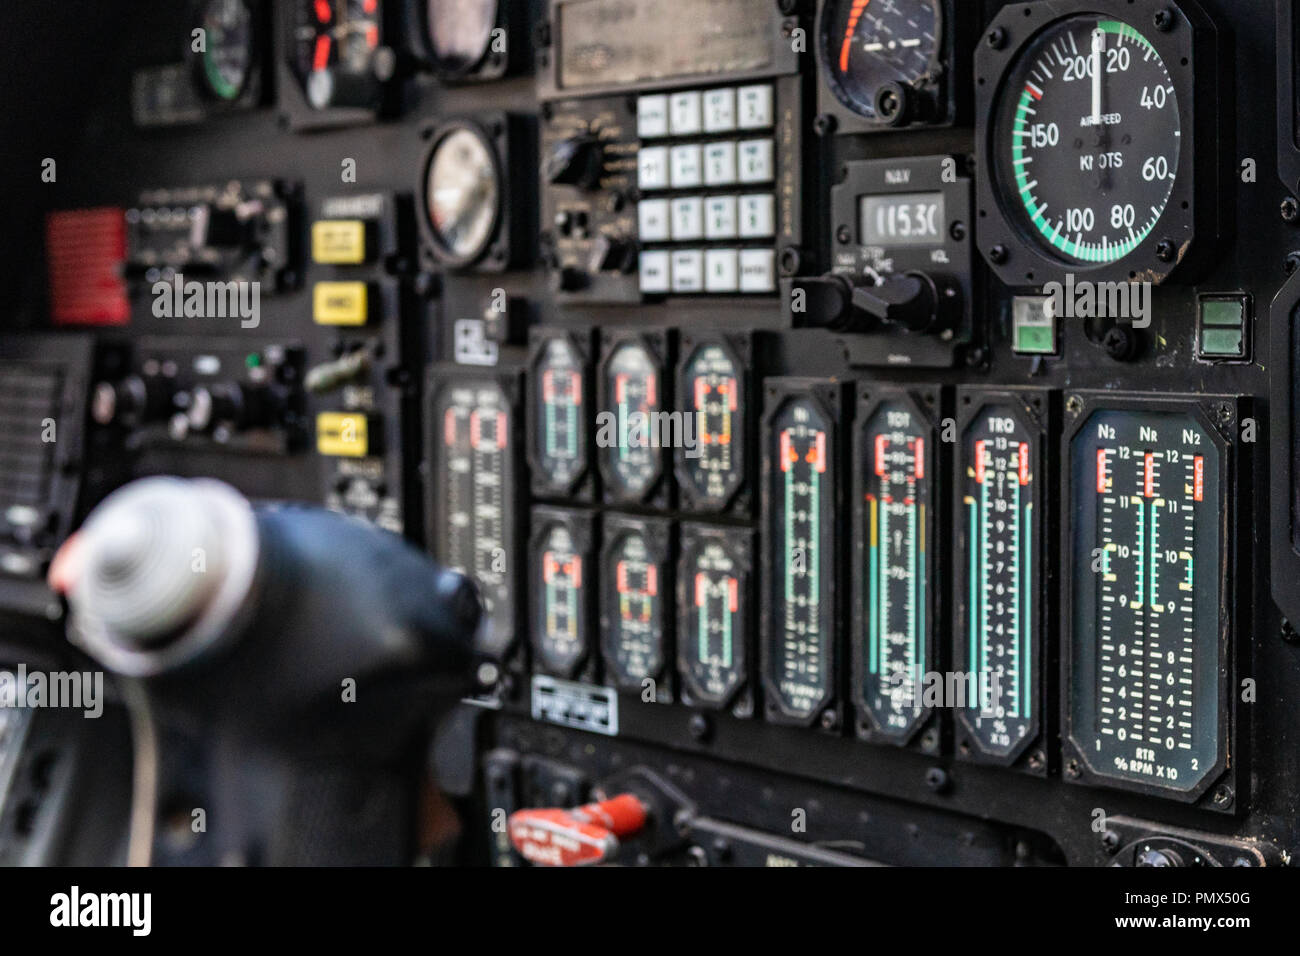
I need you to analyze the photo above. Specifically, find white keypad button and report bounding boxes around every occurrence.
[703,142,738,186]
[704,196,738,240]
[639,250,671,293]
[638,199,671,242]
[637,95,669,138]
[738,194,776,238]
[739,249,776,293]
[703,88,737,132]
[705,249,740,293]
[669,144,703,188]
[670,197,705,241]
[671,250,705,293]
[738,139,775,183]
[738,85,774,129]
[669,91,703,135]
[638,147,670,191]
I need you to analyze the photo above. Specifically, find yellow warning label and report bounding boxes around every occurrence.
[311,220,367,265]
[313,282,369,325]
[316,412,369,457]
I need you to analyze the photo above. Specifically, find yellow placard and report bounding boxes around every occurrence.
[316,412,369,457]
[311,220,367,265]
[313,282,369,325]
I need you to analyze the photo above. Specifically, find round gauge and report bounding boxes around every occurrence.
[992,17,1181,267]
[426,0,497,76]
[196,0,255,102]
[600,341,663,502]
[531,336,587,494]
[424,125,501,266]
[678,343,745,511]
[821,0,942,121]
[291,0,384,110]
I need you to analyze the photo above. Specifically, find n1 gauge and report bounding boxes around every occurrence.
[428,373,520,665]
[853,388,939,746]
[678,524,753,716]
[954,390,1050,769]
[975,0,1211,285]
[675,335,749,514]
[600,515,672,699]
[761,380,844,729]
[530,507,597,680]
[1066,395,1235,802]
[528,329,592,500]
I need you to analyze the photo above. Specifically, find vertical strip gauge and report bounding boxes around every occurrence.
[528,330,592,499]
[853,390,938,746]
[676,335,749,514]
[761,381,843,729]
[1066,397,1234,801]
[599,332,670,507]
[530,507,597,680]
[955,391,1049,768]
[429,374,519,664]
[600,515,672,699]
[678,524,753,716]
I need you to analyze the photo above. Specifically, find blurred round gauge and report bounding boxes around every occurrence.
[425,125,501,266]
[196,0,255,101]
[426,0,498,76]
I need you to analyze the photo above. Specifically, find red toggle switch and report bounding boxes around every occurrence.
[508,793,648,866]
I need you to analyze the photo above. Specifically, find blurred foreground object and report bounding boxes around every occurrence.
[51,477,481,865]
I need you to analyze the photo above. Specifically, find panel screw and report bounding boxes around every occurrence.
[1287,251,1300,275]
[1156,239,1177,262]
[1282,619,1300,643]
[813,113,838,137]
[1212,786,1234,808]
[986,27,1007,50]
[1283,198,1300,223]
[820,709,839,731]
[1101,830,1120,853]
[1153,8,1175,31]
[1065,759,1082,779]
[1027,751,1045,772]
[688,713,712,741]
[989,244,1009,265]
[950,221,967,241]
[925,767,950,793]
[836,225,852,244]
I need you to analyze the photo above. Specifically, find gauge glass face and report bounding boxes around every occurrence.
[859,401,930,740]
[766,397,835,720]
[602,530,665,686]
[427,0,496,73]
[292,0,383,110]
[679,344,744,509]
[533,338,586,492]
[435,382,514,657]
[959,406,1037,758]
[427,127,500,263]
[823,0,940,118]
[199,0,254,101]
[1070,409,1222,792]
[679,535,747,707]
[602,342,662,501]
[994,17,1181,265]
[534,523,587,675]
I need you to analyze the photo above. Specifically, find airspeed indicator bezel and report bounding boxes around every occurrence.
[974,0,1213,287]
